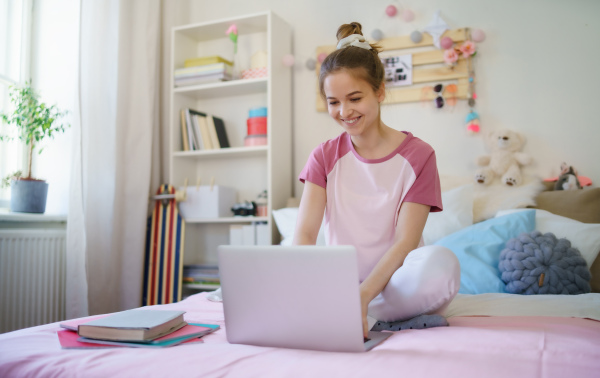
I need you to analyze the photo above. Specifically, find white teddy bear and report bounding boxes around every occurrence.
[475,129,532,186]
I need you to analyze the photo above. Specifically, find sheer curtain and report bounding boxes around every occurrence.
[66,0,161,318]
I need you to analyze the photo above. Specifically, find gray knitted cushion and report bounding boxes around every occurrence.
[498,231,591,295]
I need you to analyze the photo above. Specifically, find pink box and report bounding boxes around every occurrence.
[241,67,268,79]
[244,134,267,146]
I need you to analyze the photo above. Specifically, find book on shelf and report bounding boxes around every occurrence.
[184,55,233,68]
[175,63,234,77]
[190,112,205,150]
[181,108,230,151]
[183,264,220,282]
[195,112,214,150]
[76,309,186,342]
[205,115,221,148]
[180,109,190,151]
[184,109,198,150]
[174,72,233,87]
[209,114,230,148]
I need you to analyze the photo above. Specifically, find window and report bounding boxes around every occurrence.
[0,0,32,207]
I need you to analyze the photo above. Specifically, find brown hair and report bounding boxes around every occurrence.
[319,22,385,99]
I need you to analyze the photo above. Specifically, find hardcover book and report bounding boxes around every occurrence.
[184,55,233,68]
[76,309,186,342]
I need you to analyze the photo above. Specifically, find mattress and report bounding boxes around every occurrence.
[1,291,599,378]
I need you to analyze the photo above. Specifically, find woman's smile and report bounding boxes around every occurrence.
[341,116,362,126]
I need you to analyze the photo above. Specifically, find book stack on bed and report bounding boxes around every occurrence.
[174,56,233,87]
[57,309,219,349]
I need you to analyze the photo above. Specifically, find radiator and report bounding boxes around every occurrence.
[0,229,67,333]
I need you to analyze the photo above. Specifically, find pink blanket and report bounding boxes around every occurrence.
[1,293,599,378]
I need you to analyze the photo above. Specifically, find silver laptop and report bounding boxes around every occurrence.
[218,245,392,353]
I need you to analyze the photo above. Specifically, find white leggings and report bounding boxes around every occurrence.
[368,245,460,322]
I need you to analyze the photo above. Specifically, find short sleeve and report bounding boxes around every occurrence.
[298,145,327,188]
[403,150,443,212]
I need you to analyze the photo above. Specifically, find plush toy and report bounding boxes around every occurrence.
[554,163,582,190]
[475,129,532,186]
[543,162,592,189]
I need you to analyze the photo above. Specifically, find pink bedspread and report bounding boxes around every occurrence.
[1,293,599,378]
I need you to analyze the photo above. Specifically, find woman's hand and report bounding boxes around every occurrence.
[360,292,370,338]
[359,285,375,338]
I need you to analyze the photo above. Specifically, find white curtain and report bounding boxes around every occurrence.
[66,0,161,318]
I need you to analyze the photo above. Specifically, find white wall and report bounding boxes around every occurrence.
[164,0,600,199]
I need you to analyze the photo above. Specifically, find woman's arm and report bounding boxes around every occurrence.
[293,181,327,245]
[359,201,431,336]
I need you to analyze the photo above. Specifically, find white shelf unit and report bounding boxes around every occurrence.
[169,11,292,267]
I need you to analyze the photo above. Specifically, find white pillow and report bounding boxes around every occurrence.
[272,207,326,246]
[496,208,600,267]
[422,184,474,245]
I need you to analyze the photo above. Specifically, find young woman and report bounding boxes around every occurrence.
[294,22,460,337]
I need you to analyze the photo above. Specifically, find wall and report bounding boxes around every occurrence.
[163,0,600,200]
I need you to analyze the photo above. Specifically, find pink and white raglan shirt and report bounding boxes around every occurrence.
[299,131,442,282]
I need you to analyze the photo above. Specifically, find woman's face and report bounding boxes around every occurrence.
[323,70,384,137]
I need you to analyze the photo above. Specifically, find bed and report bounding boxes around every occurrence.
[1,181,599,378]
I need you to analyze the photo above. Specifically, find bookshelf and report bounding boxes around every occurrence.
[169,11,292,276]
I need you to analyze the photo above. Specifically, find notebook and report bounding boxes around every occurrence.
[218,245,392,353]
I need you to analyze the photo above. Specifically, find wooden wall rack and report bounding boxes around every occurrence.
[315,28,472,111]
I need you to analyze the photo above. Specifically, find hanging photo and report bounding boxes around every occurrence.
[381,55,413,87]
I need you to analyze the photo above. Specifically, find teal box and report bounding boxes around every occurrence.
[249,107,267,118]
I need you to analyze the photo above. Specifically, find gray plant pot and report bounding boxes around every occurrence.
[10,179,49,214]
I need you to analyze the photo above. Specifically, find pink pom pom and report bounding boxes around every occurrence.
[401,9,415,22]
[282,54,295,67]
[385,5,397,17]
[317,52,327,63]
[440,36,454,50]
[466,122,480,134]
[471,29,486,43]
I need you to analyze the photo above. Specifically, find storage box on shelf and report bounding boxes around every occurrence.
[169,11,292,290]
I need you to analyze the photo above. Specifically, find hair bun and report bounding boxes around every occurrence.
[336,22,364,42]
[349,22,363,33]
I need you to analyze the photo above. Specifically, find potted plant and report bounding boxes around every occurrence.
[0,81,70,213]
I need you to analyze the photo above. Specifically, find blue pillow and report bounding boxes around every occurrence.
[434,209,536,294]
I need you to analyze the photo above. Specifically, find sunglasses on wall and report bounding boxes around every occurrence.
[433,84,458,108]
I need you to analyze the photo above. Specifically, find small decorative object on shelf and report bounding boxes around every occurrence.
[242,50,268,79]
[178,178,237,219]
[255,190,268,217]
[231,201,257,216]
[244,106,268,146]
